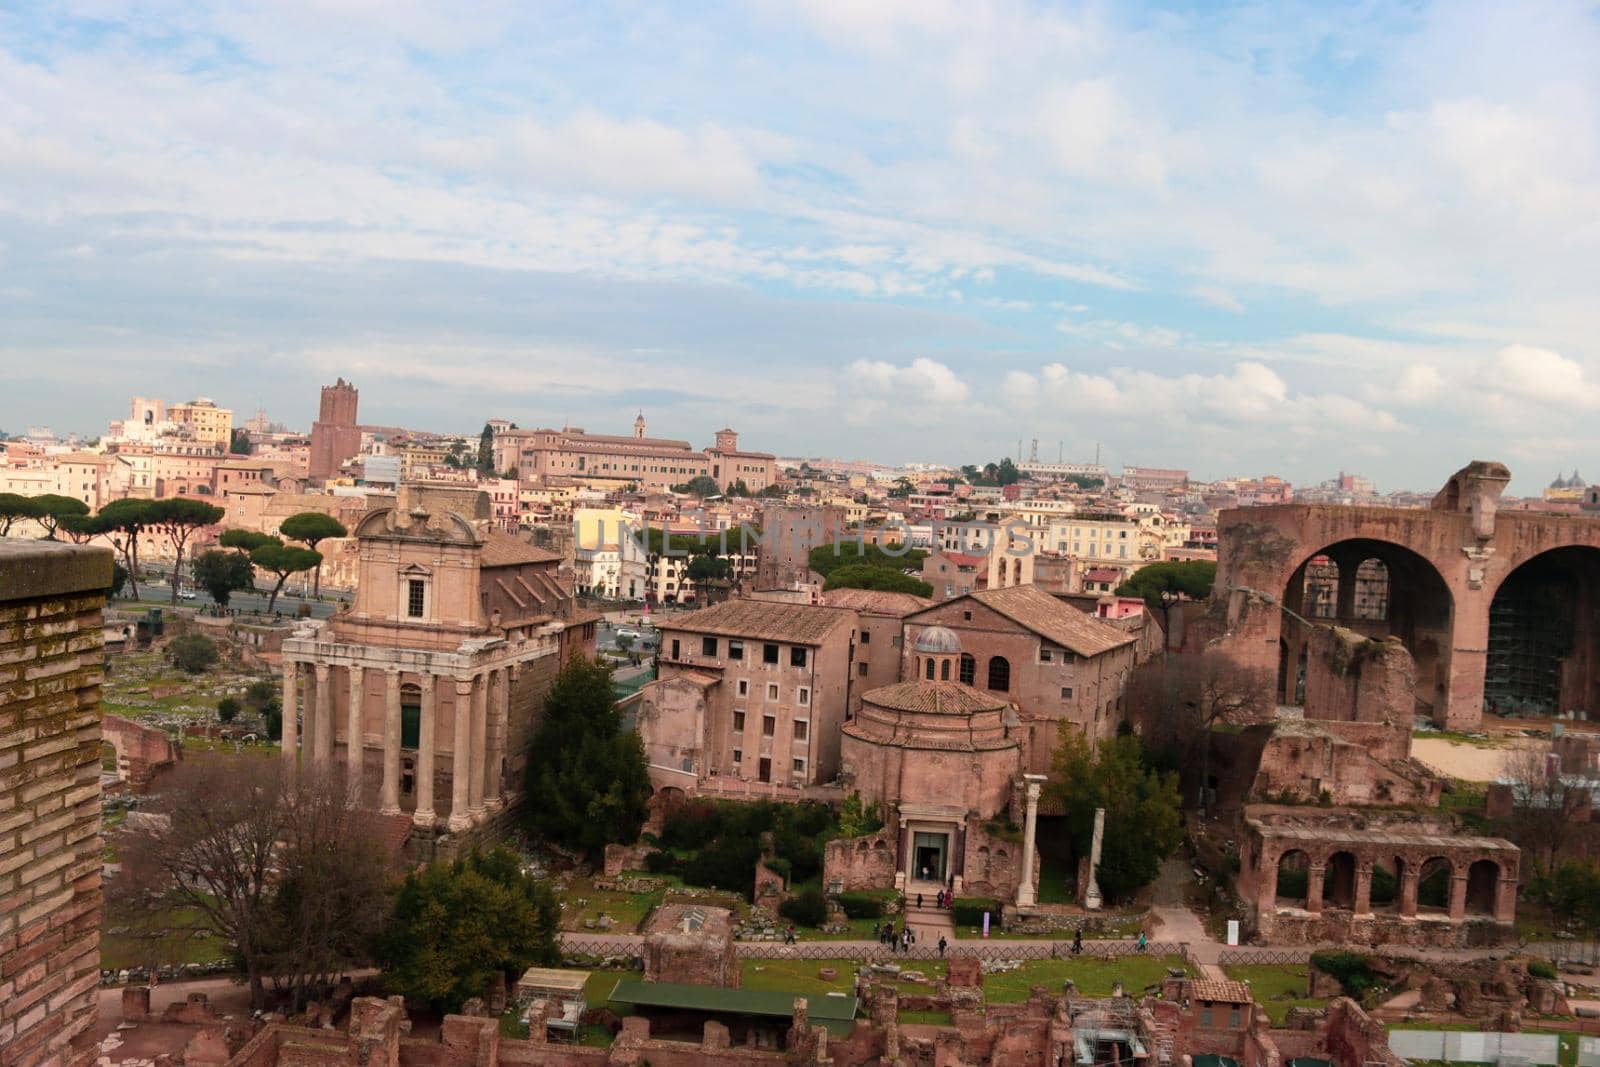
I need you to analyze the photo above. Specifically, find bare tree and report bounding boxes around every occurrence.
[1500,744,1584,874]
[1131,648,1275,810]
[113,760,397,1010]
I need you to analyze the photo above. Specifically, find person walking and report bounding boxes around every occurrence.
[937,935,947,958]
[1072,929,1083,956]
[917,892,923,909]
[1137,932,1148,953]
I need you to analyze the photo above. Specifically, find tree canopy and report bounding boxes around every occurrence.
[249,540,323,613]
[1045,732,1184,904]
[1115,560,1216,609]
[523,657,651,856]
[28,494,89,539]
[377,848,559,1009]
[96,498,160,599]
[964,458,1022,486]
[193,548,256,608]
[0,493,41,536]
[279,512,348,597]
[807,540,927,579]
[672,475,722,497]
[822,563,933,597]
[148,498,225,603]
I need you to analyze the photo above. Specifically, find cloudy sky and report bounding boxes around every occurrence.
[2,1,1597,492]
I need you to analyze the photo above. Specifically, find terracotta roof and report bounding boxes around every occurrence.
[863,680,1008,715]
[1084,567,1124,582]
[480,528,563,567]
[668,671,721,689]
[1189,979,1254,1004]
[965,585,1135,657]
[661,599,856,644]
[942,552,986,568]
[820,588,932,616]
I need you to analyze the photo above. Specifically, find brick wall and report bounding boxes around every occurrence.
[0,541,112,1067]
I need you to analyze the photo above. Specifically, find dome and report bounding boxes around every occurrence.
[912,625,963,654]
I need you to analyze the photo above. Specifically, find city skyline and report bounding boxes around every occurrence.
[2,2,1597,492]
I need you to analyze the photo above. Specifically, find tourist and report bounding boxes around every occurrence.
[785,925,796,945]
[917,892,923,909]
[901,928,911,952]
[1136,932,1147,953]
[937,935,947,958]
[1072,929,1082,955]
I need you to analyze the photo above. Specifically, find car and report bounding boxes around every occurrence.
[616,627,642,639]
[177,590,197,600]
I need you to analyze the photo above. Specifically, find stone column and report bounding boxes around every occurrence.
[1353,861,1374,916]
[345,665,365,785]
[894,819,910,890]
[313,663,333,766]
[413,674,437,829]
[449,676,474,831]
[1398,865,1421,917]
[1015,775,1045,907]
[281,660,299,777]
[485,667,508,810]
[1333,552,1360,622]
[468,670,488,820]
[1448,872,1469,920]
[1084,806,1105,911]
[381,669,401,815]
[1306,864,1326,914]
[1495,871,1518,922]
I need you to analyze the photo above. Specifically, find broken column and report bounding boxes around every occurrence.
[1015,774,1046,907]
[1085,806,1106,910]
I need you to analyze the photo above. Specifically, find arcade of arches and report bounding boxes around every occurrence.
[1215,460,1600,728]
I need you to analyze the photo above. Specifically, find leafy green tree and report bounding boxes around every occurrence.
[29,494,89,539]
[1115,560,1217,609]
[148,498,225,603]
[217,697,241,723]
[0,493,42,536]
[831,792,884,839]
[109,562,129,599]
[193,548,256,608]
[229,430,252,455]
[686,551,733,602]
[377,848,560,1009]
[672,475,722,497]
[278,512,348,598]
[887,477,915,498]
[822,564,933,597]
[249,541,323,613]
[97,498,159,600]
[524,657,651,856]
[219,529,278,553]
[1045,732,1183,903]
[476,423,495,474]
[807,541,927,579]
[167,633,220,674]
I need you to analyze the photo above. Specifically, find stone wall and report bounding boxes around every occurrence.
[822,832,897,892]
[960,816,1031,901]
[0,541,113,1067]
[100,714,181,794]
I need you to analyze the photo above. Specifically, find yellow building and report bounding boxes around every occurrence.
[167,397,233,447]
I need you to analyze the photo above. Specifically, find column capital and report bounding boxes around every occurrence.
[314,662,330,680]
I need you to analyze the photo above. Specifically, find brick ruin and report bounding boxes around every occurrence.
[641,905,740,988]
[1212,460,1600,730]
[1235,805,1519,948]
[99,713,181,795]
[0,541,112,1067]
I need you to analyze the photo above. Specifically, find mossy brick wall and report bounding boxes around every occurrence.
[0,541,112,1067]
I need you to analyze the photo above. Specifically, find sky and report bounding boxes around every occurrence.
[1,1,1598,493]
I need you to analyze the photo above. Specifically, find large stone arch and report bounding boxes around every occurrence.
[1277,539,1454,715]
[1485,546,1600,717]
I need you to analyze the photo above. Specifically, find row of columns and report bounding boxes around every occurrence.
[1281,856,1515,922]
[281,660,515,832]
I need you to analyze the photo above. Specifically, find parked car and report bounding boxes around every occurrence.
[616,627,642,639]
[177,589,197,600]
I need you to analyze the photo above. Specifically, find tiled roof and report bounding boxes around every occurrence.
[480,528,563,567]
[942,552,986,568]
[966,585,1135,657]
[863,680,1008,715]
[820,588,932,616]
[662,599,856,644]
[1190,979,1254,1004]
[1084,567,1124,582]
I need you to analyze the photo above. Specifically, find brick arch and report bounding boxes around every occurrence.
[1485,545,1600,717]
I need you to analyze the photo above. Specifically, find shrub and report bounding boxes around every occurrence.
[952,897,1002,928]
[837,892,886,920]
[680,840,759,897]
[779,887,827,928]
[1528,959,1557,980]
[216,697,241,723]
[643,851,678,875]
[167,633,219,674]
[1311,951,1382,999]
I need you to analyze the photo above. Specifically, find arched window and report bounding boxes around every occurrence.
[987,656,1010,692]
[940,659,951,681]
[925,657,935,680]
[959,654,976,685]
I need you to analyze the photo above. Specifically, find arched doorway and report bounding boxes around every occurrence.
[1323,851,1357,910]
[1417,857,1452,914]
[1466,859,1499,915]
[1279,539,1454,717]
[1487,547,1600,718]
[1275,850,1311,908]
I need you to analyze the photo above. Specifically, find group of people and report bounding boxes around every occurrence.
[877,921,916,953]
[913,889,954,910]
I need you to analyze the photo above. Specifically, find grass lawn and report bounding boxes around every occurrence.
[1225,964,1325,1025]
[900,1009,953,1026]
[984,954,1185,1003]
[740,958,948,997]
[101,906,229,970]
[797,915,885,941]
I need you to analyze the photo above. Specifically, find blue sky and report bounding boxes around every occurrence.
[1,1,1598,493]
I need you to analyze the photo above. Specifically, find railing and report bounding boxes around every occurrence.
[1216,947,1314,966]
[733,940,1187,962]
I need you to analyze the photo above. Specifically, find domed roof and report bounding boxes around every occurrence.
[912,625,962,654]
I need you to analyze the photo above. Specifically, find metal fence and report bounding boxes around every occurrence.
[732,940,1187,962]
[1216,947,1314,966]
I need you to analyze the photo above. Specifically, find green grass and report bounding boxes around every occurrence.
[101,906,229,970]
[738,957,947,997]
[577,1024,614,1048]
[498,1011,529,1039]
[1038,855,1074,905]
[983,954,1185,1003]
[1225,964,1325,1025]
[899,1009,953,1026]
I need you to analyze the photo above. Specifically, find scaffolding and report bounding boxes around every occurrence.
[1485,573,1573,717]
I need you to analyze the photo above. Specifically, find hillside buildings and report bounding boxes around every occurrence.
[494,416,776,494]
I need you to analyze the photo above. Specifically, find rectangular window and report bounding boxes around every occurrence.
[702,636,718,656]
[728,640,744,660]
[406,579,425,618]
[766,683,779,701]
[733,711,745,733]
[763,643,779,664]
[738,679,749,696]
[792,758,806,774]
[1229,1008,1241,1028]
[790,647,807,668]
[1040,649,1053,663]
[798,687,810,706]
[859,662,868,677]
[793,719,808,740]
[670,639,680,660]
[762,714,776,737]
[860,629,871,644]
[1062,687,1073,699]
[1201,1006,1213,1028]
[732,748,742,764]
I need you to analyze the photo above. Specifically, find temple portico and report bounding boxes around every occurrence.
[895,802,967,893]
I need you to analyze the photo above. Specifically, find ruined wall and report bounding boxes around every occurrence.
[0,541,112,1067]
[960,816,1030,901]
[1303,629,1415,729]
[823,832,898,891]
[100,714,181,794]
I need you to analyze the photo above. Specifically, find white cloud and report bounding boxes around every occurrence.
[1482,345,1600,409]
[1190,286,1243,313]
[843,357,970,423]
